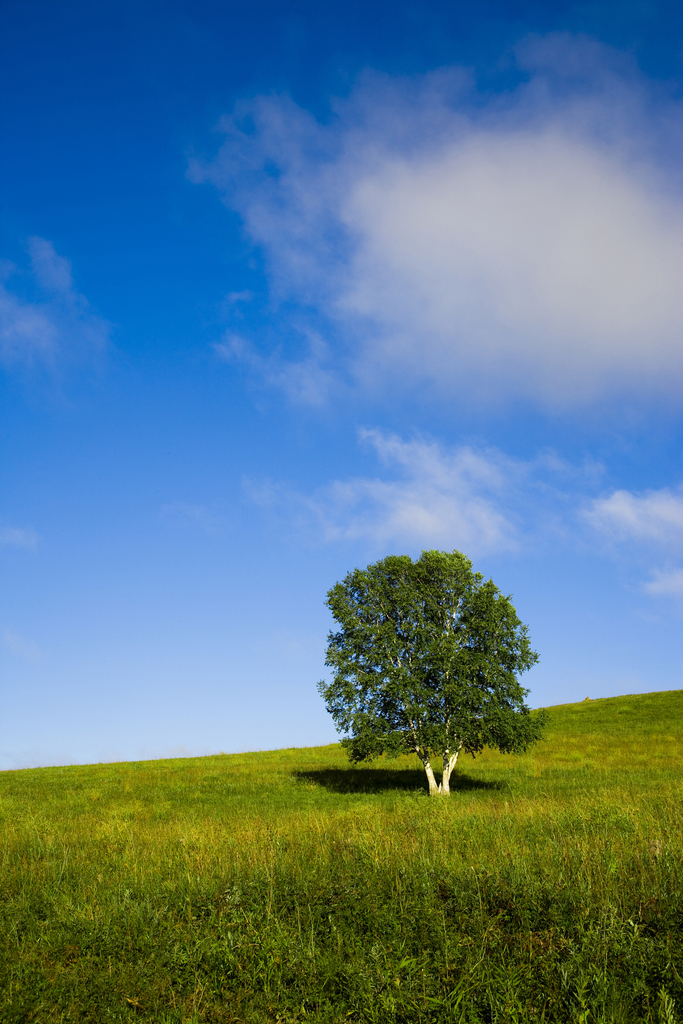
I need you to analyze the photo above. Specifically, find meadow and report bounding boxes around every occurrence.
[1,690,682,1023]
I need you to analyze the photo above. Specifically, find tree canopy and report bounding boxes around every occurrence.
[318,549,546,795]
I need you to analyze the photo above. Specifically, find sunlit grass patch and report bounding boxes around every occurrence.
[1,690,682,1022]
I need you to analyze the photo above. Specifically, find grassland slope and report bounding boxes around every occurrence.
[1,690,682,1023]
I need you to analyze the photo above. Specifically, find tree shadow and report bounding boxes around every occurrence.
[295,767,502,795]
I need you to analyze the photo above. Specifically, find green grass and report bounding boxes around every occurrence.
[1,690,683,1023]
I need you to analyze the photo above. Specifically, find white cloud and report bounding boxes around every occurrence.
[249,430,522,554]
[214,331,334,406]
[0,279,58,365]
[587,486,683,547]
[27,236,74,293]
[247,430,608,554]
[644,569,683,597]
[0,525,38,549]
[586,484,683,601]
[0,238,110,368]
[194,35,683,408]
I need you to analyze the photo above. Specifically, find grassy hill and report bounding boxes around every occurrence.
[1,690,682,1023]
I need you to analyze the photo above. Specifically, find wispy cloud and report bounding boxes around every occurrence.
[194,34,683,409]
[0,237,110,369]
[586,484,683,600]
[315,431,517,552]
[587,486,683,547]
[214,331,334,406]
[0,525,38,549]
[245,429,585,555]
[644,568,683,597]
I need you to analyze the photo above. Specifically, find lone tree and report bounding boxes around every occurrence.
[318,549,546,796]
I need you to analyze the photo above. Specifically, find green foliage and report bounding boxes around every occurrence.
[319,550,545,781]
[1,689,683,1022]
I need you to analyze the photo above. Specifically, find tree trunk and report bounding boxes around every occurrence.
[419,745,462,796]
[440,744,462,796]
[421,757,441,796]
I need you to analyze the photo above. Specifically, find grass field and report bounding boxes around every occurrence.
[1,690,682,1023]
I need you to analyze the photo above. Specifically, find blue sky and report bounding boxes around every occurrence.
[2,0,683,770]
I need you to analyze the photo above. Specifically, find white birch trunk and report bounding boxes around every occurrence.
[419,742,463,796]
[440,743,463,796]
[421,757,441,796]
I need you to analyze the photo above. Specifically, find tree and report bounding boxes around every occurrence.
[318,549,546,796]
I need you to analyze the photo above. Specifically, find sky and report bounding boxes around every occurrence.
[1,0,683,770]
